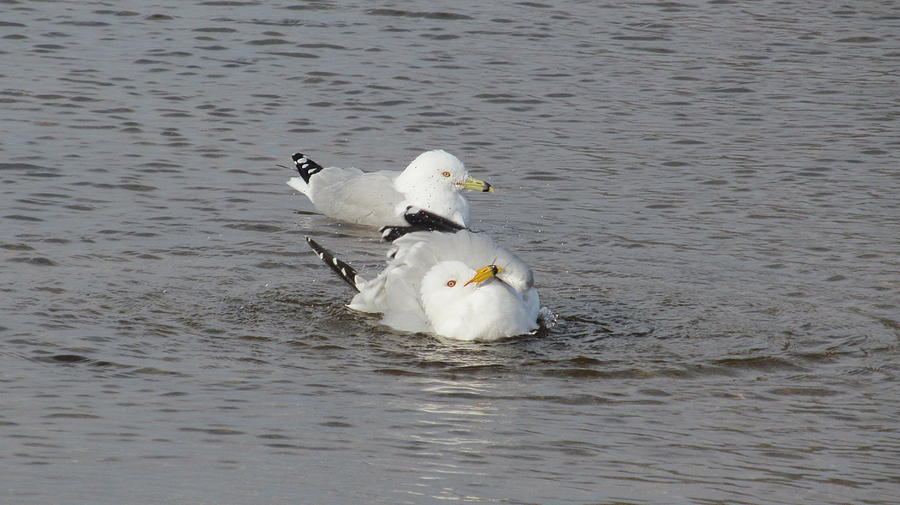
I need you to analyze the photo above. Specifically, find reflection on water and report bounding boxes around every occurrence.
[1,0,899,504]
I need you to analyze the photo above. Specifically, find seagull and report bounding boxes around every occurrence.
[305,212,545,341]
[286,150,493,228]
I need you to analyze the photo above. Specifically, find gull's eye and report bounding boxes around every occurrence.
[446,280,456,287]
[441,171,451,178]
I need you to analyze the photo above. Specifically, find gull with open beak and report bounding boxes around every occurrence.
[286,149,492,228]
[305,223,547,341]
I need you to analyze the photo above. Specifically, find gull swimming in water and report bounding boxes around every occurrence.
[286,150,493,228]
[305,211,546,341]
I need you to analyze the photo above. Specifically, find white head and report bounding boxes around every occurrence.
[395,150,492,195]
[420,260,476,312]
[419,260,533,341]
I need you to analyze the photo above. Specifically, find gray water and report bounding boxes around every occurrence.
[1,1,898,504]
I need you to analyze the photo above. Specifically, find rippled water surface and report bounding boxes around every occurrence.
[2,1,899,504]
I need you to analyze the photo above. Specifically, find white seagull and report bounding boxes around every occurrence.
[286,150,493,228]
[305,223,545,342]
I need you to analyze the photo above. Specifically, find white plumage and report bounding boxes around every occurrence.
[287,150,492,228]
[307,230,544,342]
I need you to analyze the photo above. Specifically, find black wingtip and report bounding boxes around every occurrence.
[291,152,325,184]
[403,206,466,231]
[306,236,361,292]
[380,207,467,241]
[380,226,412,242]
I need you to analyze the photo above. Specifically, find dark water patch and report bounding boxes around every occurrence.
[297,43,347,50]
[612,35,669,41]
[57,77,113,87]
[835,36,882,43]
[137,162,181,172]
[193,27,237,33]
[224,222,283,232]
[0,162,55,172]
[254,261,298,270]
[367,9,474,20]
[416,111,453,118]
[639,388,672,397]
[56,21,110,27]
[566,356,604,366]
[237,335,277,342]
[93,10,141,17]
[714,356,806,372]
[1,243,35,251]
[76,124,118,130]
[32,354,123,369]
[147,51,192,58]
[525,394,622,406]
[34,286,65,294]
[201,1,259,5]
[421,34,460,41]
[373,368,421,376]
[4,214,44,222]
[447,363,512,375]
[7,256,55,266]
[281,3,336,10]
[43,413,102,419]
[625,46,676,54]
[118,184,157,192]
[91,107,134,114]
[473,93,542,104]
[247,38,291,46]
[706,87,756,93]
[537,366,703,380]
[179,427,245,435]
[131,367,188,377]
[265,51,318,59]
[39,354,90,364]
[319,421,353,428]
[767,387,841,397]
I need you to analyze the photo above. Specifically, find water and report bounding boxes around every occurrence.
[2,1,898,503]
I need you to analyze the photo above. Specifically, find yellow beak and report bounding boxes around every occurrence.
[456,177,494,193]
[464,264,503,286]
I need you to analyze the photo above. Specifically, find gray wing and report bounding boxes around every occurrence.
[308,168,407,227]
[348,239,432,333]
[390,230,535,293]
[350,230,536,334]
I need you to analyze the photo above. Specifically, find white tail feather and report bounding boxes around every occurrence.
[287,177,311,197]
